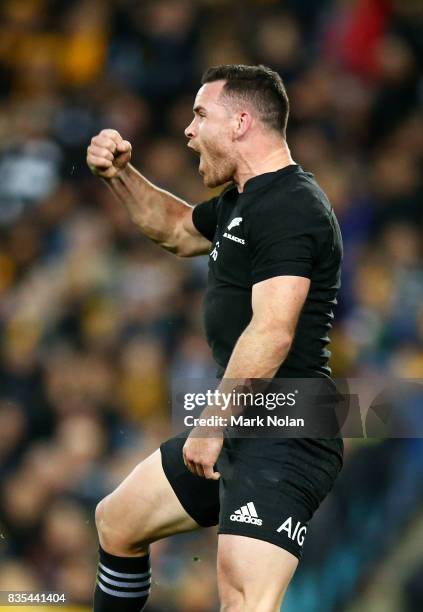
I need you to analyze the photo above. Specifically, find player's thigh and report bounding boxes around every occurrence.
[96,449,200,554]
[217,534,298,612]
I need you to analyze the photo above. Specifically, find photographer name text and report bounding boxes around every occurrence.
[184,415,304,428]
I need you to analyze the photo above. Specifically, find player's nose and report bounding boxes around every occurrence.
[184,119,196,139]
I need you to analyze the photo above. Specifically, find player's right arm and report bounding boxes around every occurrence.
[86,129,211,257]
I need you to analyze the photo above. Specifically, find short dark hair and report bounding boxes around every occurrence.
[201,64,289,138]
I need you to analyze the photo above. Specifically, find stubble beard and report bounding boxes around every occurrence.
[201,146,235,188]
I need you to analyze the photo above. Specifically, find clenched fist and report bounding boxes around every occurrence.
[87,129,132,179]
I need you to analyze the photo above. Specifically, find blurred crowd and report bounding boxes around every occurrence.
[0,0,421,610]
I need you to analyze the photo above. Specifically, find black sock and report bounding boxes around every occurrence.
[93,545,151,611]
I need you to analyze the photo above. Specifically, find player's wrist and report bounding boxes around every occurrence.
[195,406,227,434]
[103,164,126,182]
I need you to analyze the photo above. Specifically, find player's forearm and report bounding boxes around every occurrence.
[199,324,291,430]
[106,164,191,253]
[223,322,292,380]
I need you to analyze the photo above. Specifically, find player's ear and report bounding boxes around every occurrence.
[234,111,252,139]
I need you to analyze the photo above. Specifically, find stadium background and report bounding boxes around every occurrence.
[0,0,421,610]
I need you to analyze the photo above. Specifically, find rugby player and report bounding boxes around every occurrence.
[87,64,343,612]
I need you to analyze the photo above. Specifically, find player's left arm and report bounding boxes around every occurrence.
[183,275,310,479]
[223,274,310,379]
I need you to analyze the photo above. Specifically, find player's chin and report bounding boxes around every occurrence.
[201,170,223,189]
[203,176,217,188]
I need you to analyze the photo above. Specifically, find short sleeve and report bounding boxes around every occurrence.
[192,197,219,242]
[248,198,323,284]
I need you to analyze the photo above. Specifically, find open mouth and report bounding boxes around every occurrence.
[188,141,201,156]
[188,143,205,175]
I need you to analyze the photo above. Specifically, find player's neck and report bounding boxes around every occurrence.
[234,140,294,193]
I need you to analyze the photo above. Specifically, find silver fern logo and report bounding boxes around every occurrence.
[227,217,243,231]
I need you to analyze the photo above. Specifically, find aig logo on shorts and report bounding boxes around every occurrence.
[276,517,307,546]
[230,502,262,526]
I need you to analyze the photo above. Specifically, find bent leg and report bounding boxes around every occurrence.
[217,534,298,612]
[94,448,204,611]
[95,448,201,556]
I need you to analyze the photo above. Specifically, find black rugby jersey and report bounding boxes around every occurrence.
[192,164,342,379]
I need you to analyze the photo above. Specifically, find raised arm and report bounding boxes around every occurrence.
[86,129,211,257]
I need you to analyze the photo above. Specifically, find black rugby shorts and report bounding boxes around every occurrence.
[160,432,343,560]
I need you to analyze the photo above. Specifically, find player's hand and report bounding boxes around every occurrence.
[183,429,224,480]
[87,129,132,179]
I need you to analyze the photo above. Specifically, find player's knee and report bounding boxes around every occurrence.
[220,590,279,612]
[95,496,123,552]
[219,579,276,612]
[95,495,148,556]
[218,578,247,612]
[94,497,108,537]
[219,589,245,612]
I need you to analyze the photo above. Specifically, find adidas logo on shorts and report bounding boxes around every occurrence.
[230,502,262,526]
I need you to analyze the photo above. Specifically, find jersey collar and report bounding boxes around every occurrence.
[242,164,300,194]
